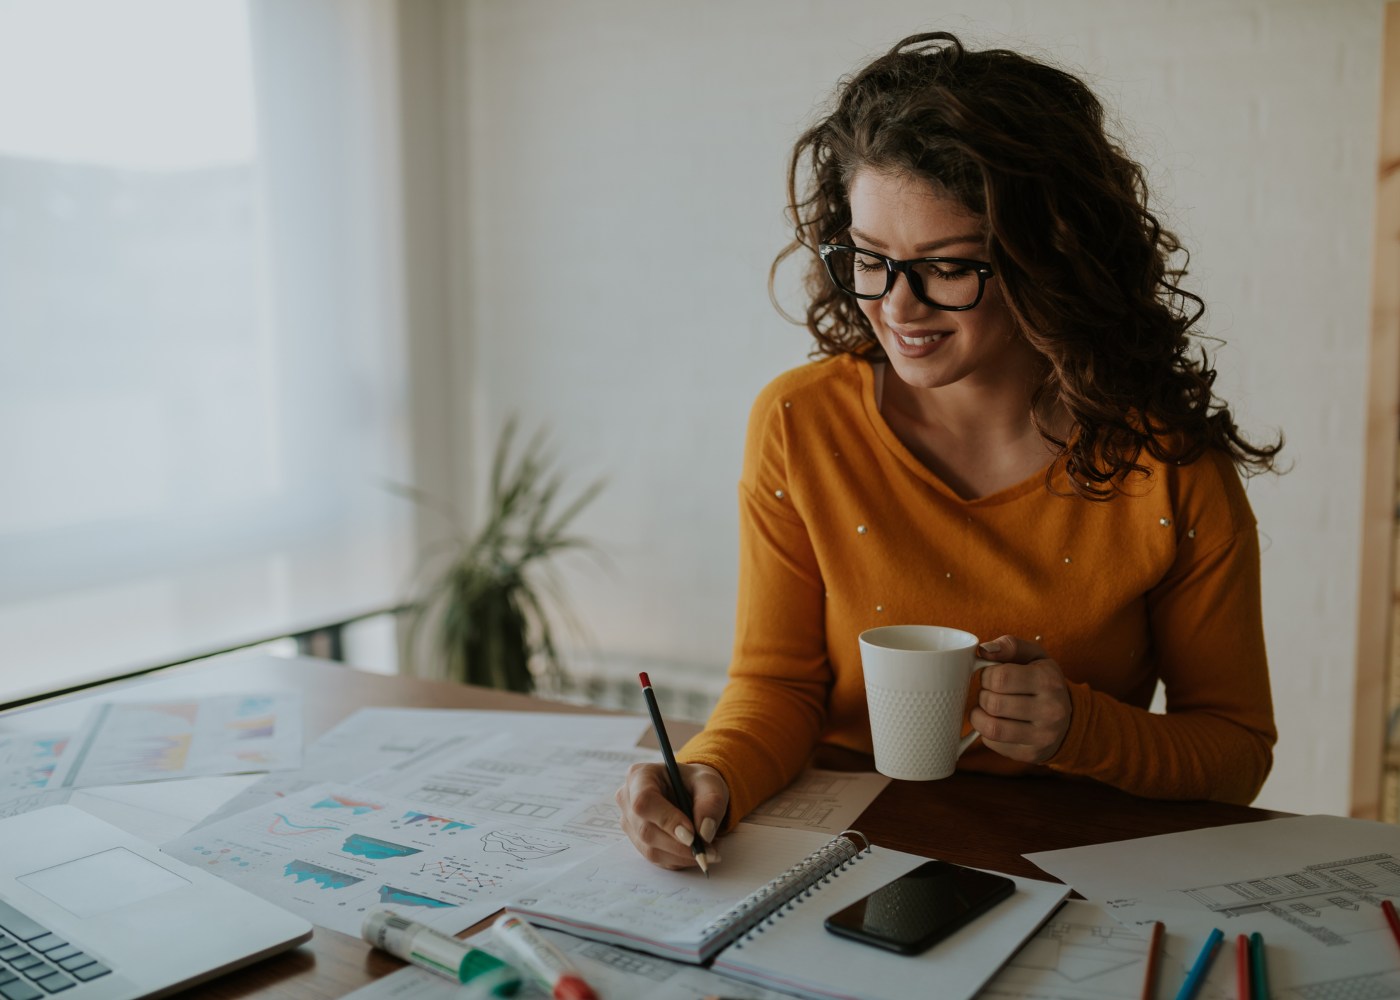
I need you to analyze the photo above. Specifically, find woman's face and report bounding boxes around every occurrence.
[846,167,1030,394]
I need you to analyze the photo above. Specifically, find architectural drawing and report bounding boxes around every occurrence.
[976,900,1151,1000]
[742,768,889,835]
[1179,854,1400,948]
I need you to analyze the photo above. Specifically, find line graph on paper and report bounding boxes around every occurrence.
[413,858,505,890]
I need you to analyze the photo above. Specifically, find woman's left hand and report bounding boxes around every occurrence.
[970,635,1073,764]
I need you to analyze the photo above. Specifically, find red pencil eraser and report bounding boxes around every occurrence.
[554,976,599,1000]
[639,671,651,688]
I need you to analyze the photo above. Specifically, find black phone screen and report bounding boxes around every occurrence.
[822,860,1015,955]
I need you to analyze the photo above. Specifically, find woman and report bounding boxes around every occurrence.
[618,31,1281,870]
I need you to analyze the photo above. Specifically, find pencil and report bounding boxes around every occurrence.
[638,672,708,875]
[1235,934,1250,1000]
[1383,899,1400,953]
[1249,931,1269,1000]
[1173,928,1222,1000]
[1140,920,1164,1000]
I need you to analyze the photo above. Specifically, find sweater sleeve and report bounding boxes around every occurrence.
[1047,461,1277,804]
[677,388,832,829]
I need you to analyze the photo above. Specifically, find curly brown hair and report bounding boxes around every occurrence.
[770,31,1283,498]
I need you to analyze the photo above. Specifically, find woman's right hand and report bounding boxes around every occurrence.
[616,762,729,870]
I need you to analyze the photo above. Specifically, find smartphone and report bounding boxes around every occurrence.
[823,860,1015,955]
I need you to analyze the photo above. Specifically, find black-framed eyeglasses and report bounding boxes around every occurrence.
[818,242,994,311]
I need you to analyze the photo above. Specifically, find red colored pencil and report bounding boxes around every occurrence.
[1383,899,1400,951]
[1235,934,1251,1000]
[1140,920,1164,1000]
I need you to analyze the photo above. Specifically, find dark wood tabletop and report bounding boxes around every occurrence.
[3,654,1291,998]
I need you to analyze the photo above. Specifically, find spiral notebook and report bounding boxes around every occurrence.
[507,824,1068,1000]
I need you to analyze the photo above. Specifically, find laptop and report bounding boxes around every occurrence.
[0,805,312,999]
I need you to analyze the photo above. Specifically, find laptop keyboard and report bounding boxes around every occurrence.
[0,900,111,998]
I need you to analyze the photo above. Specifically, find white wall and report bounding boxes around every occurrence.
[449,0,1383,815]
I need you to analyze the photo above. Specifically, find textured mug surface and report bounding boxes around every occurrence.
[859,625,991,781]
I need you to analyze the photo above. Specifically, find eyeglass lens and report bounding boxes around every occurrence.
[826,248,982,309]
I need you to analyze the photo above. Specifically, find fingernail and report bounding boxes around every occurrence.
[705,847,721,865]
[981,638,1005,653]
[700,818,717,842]
[674,825,694,847]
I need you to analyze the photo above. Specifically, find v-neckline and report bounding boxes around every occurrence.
[860,358,1062,507]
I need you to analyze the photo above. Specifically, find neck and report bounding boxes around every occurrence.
[883,354,1061,449]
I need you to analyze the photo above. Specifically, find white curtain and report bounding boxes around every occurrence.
[0,0,415,700]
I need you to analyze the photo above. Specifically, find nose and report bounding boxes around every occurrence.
[881,269,929,324]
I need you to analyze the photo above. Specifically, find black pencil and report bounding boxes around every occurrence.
[638,672,708,874]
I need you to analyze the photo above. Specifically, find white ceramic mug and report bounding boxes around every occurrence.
[858,625,994,781]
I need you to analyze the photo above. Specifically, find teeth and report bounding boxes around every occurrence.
[899,332,947,347]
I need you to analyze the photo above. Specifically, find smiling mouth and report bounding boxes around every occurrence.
[898,332,948,347]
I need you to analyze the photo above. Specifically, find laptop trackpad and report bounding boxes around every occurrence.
[19,848,190,919]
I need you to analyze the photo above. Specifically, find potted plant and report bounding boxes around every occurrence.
[397,419,604,693]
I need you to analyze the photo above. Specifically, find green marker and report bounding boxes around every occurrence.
[363,910,521,995]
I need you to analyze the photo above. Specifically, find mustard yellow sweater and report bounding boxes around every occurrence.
[679,354,1276,825]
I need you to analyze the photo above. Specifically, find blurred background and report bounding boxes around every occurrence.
[0,0,1382,818]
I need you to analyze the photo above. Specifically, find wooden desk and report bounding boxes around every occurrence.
[5,655,1290,999]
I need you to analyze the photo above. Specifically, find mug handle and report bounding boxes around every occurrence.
[957,658,996,756]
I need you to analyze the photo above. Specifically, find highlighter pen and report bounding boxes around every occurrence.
[639,672,709,874]
[493,913,600,1000]
[363,910,521,996]
[1174,928,1222,1000]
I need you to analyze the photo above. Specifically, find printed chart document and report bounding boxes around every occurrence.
[162,781,608,938]
[195,707,650,832]
[974,899,1157,1000]
[744,767,889,835]
[343,924,798,1000]
[510,824,1068,1000]
[1027,814,1400,999]
[355,718,657,845]
[0,731,73,818]
[47,692,303,788]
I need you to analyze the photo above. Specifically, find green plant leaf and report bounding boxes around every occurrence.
[391,416,606,692]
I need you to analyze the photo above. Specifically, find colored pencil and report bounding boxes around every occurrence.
[1235,934,1250,1000]
[1173,928,1222,1000]
[1249,931,1269,1000]
[1384,899,1400,952]
[1140,920,1164,1000]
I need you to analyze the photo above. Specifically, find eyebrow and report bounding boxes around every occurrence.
[847,227,984,254]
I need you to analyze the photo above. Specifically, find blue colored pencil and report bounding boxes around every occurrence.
[1174,928,1223,1000]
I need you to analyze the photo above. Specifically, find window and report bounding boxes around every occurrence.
[0,0,414,701]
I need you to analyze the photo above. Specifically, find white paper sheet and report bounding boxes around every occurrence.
[46,692,302,788]
[161,781,611,938]
[0,730,74,817]
[354,716,656,845]
[1026,814,1400,999]
[744,768,889,835]
[194,707,650,833]
[0,731,70,795]
[974,899,1155,1000]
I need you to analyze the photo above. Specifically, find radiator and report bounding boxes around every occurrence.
[542,654,726,725]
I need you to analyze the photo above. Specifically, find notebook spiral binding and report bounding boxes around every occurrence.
[707,829,873,951]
